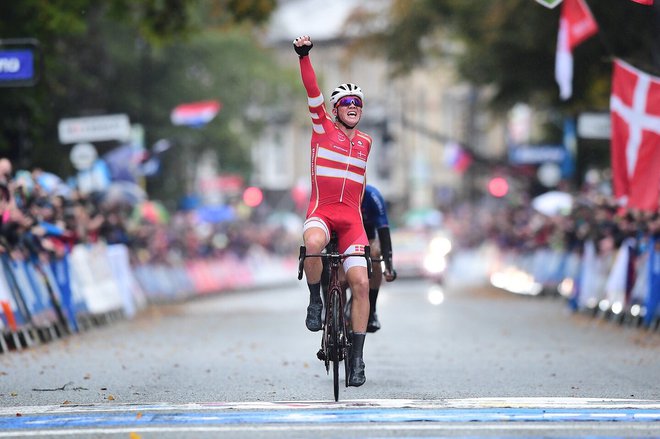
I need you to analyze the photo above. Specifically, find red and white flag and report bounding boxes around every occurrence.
[610,59,660,211]
[555,0,598,100]
[170,100,222,127]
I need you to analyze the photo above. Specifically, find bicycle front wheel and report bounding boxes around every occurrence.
[331,291,341,401]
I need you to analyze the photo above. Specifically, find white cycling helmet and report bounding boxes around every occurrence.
[330,83,364,107]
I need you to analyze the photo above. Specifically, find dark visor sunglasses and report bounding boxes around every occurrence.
[336,96,363,108]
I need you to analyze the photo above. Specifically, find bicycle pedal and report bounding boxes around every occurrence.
[316,349,326,361]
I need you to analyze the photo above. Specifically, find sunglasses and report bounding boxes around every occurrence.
[336,96,363,108]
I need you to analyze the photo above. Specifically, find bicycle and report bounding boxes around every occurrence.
[297,233,372,401]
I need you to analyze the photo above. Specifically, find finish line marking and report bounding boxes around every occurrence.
[0,398,658,434]
[2,397,659,416]
[0,423,658,438]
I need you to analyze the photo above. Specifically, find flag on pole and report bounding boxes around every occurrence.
[443,142,473,174]
[170,100,222,127]
[555,0,598,100]
[610,59,660,211]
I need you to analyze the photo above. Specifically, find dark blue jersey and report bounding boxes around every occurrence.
[362,185,389,239]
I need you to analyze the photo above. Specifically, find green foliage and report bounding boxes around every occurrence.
[378,0,657,111]
[143,30,297,200]
[0,0,286,202]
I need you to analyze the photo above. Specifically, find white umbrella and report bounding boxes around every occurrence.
[532,191,573,216]
[102,181,148,206]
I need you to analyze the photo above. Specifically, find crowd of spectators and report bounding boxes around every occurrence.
[443,183,659,318]
[0,158,300,268]
[445,187,659,259]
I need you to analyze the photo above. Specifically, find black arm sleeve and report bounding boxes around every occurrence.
[376,226,394,271]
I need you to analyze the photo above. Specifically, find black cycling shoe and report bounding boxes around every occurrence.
[367,312,381,333]
[348,355,366,387]
[305,302,323,332]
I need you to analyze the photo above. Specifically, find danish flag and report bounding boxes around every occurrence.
[555,0,598,100]
[610,59,660,211]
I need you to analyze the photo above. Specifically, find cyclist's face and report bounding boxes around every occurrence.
[333,96,362,127]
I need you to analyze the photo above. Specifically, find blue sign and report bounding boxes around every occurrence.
[0,49,35,82]
[508,145,566,165]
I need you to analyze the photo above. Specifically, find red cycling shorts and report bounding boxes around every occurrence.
[303,203,368,271]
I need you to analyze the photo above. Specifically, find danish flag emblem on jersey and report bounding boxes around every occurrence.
[353,245,365,254]
[610,59,660,211]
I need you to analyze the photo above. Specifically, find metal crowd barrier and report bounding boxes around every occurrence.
[485,236,660,331]
[0,243,297,354]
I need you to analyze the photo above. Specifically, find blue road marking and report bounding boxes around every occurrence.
[1,407,659,430]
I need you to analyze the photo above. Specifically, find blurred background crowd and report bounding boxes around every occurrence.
[0,157,301,269]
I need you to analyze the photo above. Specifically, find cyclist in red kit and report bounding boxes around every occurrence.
[294,35,371,387]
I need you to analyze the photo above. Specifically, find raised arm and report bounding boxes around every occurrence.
[299,55,322,100]
[293,35,328,128]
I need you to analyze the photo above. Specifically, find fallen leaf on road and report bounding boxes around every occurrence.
[136,412,143,419]
[107,395,115,401]
[10,392,17,397]
[129,433,141,439]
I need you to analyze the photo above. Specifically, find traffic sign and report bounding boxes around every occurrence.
[577,112,611,139]
[69,143,98,171]
[509,145,566,164]
[58,114,131,144]
[0,39,41,87]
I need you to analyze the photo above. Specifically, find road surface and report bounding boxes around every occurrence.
[1,273,658,437]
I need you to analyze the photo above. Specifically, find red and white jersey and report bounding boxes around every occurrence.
[299,56,372,216]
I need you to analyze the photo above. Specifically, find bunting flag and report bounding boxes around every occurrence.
[610,59,660,211]
[555,0,599,100]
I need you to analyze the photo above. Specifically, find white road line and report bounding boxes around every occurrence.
[2,397,660,416]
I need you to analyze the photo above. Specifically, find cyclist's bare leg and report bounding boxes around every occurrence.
[303,227,327,283]
[303,227,328,331]
[368,239,382,332]
[369,239,382,290]
[345,266,369,334]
